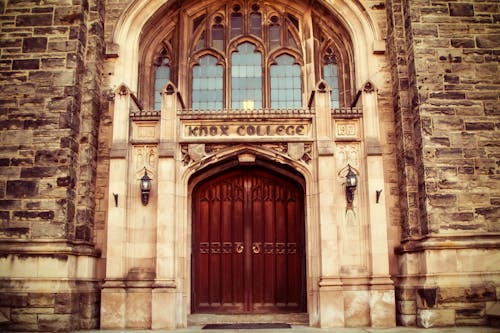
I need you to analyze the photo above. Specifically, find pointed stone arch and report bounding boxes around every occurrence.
[109,0,383,93]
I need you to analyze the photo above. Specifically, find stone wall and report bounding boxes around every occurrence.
[386,0,500,327]
[0,0,104,330]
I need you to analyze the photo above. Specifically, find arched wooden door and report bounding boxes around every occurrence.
[192,167,306,313]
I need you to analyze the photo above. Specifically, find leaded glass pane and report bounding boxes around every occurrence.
[270,54,301,109]
[212,24,224,51]
[250,13,262,37]
[231,13,243,38]
[269,24,280,50]
[324,63,340,109]
[231,43,262,109]
[154,58,170,110]
[192,55,223,110]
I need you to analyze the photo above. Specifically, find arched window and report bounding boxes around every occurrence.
[250,10,261,37]
[154,49,170,110]
[192,55,224,110]
[186,3,306,110]
[212,22,224,51]
[140,1,354,111]
[270,54,301,109]
[323,49,340,109]
[231,43,262,109]
[231,5,243,38]
[269,16,281,50]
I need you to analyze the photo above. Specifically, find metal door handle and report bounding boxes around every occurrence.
[236,243,244,254]
[252,243,261,254]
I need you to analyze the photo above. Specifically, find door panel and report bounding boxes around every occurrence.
[192,167,305,313]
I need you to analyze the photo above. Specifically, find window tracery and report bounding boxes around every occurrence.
[323,48,339,109]
[154,48,170,110]
[141,0,354,112]
[192,55,224,110]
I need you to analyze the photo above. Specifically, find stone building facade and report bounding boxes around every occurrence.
[0,0,498,331]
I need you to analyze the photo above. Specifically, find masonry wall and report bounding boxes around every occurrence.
[0,0,104,330]
[386,0,500,327]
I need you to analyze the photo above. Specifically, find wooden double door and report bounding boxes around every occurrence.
[192,167,306,313]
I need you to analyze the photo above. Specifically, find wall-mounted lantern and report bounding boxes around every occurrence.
[140,169,152,206]
[345,164,357,204]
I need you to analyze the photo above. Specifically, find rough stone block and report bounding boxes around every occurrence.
[475,207,500,221]
[6,180,38,197]
[16,14,53,27]
[428,194,457,207]
[417,288,438,308]
[397,314,416,326]
[12,59,40,70]
[20,167,59,178]
[344,291,370,327]
[451,39,475,48]
[449,3,474,17]
[38,314,73,331]
[22,37,47,53]
[476,35,500,48]
[27,293,55,307]
[35,149,70,165]
[397,300,416,315]
[439,284,497,303]
[465,122,495,131]
[417,309,456,327]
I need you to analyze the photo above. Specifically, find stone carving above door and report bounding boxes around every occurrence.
[181,142,312,167]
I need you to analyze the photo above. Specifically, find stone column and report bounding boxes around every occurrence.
[362,83,396,327]
[151,84,179,329]
[100,85,132,329]
[315,83,345,327]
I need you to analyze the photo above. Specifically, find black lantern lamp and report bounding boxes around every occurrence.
[345,164,357,204]
[140,169,152,206]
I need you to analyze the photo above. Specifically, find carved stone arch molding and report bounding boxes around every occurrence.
[110,0,382,92]
[185,144,312,192]
[181,142,313,171]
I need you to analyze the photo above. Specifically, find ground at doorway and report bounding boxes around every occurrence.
[72,326,500,333]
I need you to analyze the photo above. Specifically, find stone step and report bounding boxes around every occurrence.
[188,313,309,326]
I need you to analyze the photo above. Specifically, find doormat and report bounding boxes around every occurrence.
[202,323,291,329]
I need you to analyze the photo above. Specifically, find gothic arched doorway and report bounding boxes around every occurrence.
[191,166,306,314]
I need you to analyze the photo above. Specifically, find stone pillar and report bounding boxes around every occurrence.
[100,86,132,329]
[314,83,344,327]
[151,84,179,329]
[361,83,396,327]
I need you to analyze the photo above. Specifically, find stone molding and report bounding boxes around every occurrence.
[396,234,500,253]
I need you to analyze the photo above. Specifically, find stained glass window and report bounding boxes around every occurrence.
[154,55,170,110]
[250,12,262,37]
[269,23,280,50]
[192,55,223,110]
[231,12,243,38]
[212,23,224,51]
[231,43,262,109]
[270,54,301,109]
[323,51,339,109]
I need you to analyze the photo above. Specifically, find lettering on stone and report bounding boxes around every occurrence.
[336,122,357,137]
[185,124,307,137]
